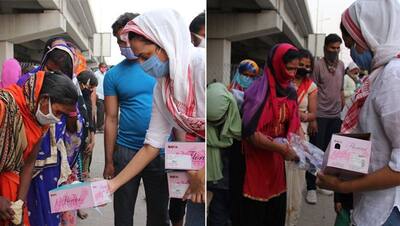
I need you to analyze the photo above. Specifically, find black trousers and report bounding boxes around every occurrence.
[241,193,287,226]
[96,99,104,130]
[306,117,342,190]
[168,198,186,224]
[208,188,231,226]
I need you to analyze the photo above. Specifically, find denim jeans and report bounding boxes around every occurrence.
[185,202,205,226]
[383,207,400,226]
[113,145,169,226]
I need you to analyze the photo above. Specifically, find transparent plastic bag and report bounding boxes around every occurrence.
[288,133,324,175]
[274,134,324,175]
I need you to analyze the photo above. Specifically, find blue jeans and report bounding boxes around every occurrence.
[383,207,400,226]
[185,202,205,226]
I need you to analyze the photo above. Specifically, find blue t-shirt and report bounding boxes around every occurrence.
[104,59,156,152]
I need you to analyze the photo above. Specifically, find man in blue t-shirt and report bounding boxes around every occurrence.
[103,13,169,226]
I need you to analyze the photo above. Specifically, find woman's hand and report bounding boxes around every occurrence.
[308,120,318,136]
[107,179,118,194]
[0,196,14,220]
[183,169,205,203]
[281,144,299,162]
[85,142,95,154]
[316,172,349,193]
[300,112,308,122]
[334,202,343,214]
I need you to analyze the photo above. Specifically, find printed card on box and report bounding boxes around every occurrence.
[49,180,111,213]
[323,133,371,180]
[167,171,190,199]
[165,142,205,170]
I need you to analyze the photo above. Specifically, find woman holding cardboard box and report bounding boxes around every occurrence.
[0,71,78,226]
[317,0,400,225]
[107,9,206,226]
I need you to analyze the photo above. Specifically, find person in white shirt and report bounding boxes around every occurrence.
[107,9,206,226]
[341,62,358,119]
[189,12,205,48]
[94,62,107,131]
[317,0,400,225]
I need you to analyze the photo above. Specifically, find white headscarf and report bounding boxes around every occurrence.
[342,0,400,70]
[341,0,400,133]
[121,9,205,138]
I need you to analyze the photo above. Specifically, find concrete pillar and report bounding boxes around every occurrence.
[207,39,231,85]
[0,41,14,77]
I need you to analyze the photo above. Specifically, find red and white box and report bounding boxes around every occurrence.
[49,180,111,213]
[165,142,205,170]
[323,133,371,180]
[167,171,190,199]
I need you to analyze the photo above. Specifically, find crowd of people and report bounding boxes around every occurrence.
[0,9,205,226]
[207,0,400,226]
[1,0,400,225]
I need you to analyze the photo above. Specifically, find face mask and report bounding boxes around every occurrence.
[350,45,373,72]
[296,68,311,77]
[236,73,255,89]
[36,98,60,125]
[120,47,138,60]
[81,86,92,97]
[141,54,169,78]
[198,39,205,48]
[192,33,205,48]
[325,50,339,62]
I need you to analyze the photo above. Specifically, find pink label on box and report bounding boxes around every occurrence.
[326,134,371,174]
[165,142,205,170]
[49,180,111,213]
[167,172,190,199]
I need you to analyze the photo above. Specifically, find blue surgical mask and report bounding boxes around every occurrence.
[350,45,373,72]
[234,72,255,90]
[120,47,137,60]
[141,54,169,78]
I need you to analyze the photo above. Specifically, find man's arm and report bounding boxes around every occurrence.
[103,95,119,179]
[91,88,97,122]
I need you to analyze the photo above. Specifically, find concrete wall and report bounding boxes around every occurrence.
[207,0,314,84]
[0,0,110,72]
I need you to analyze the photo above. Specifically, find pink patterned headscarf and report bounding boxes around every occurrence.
[1,59,21,89]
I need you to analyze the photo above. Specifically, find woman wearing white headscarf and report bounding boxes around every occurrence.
[317,0,400,225]
[107,9,205,226]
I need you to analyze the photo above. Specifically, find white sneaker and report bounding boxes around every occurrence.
[306,190,317,204]
[318,188,334,196]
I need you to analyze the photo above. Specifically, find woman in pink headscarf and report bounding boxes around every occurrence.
[0,59,21,89]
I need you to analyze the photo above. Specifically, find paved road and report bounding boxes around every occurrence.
[78,134,336,226]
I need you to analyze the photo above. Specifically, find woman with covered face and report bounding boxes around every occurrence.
[240,43,301,226]
[107,9,206,226]
[0,71,78,226]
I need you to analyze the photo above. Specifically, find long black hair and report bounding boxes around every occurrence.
[298,48,314,72]
[40,71,78,106]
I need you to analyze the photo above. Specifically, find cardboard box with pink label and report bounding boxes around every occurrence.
[165,142,205,198]
[323,133,371,180]
[165,142,205,170]
[49,180,111,213]
[167,171,190,199]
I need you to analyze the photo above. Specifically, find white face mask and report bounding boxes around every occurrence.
[35,98,60,125]
[198,38,205,48]
[192,33,205,48]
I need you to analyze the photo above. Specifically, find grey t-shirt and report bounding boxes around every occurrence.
[311,58,345,118]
